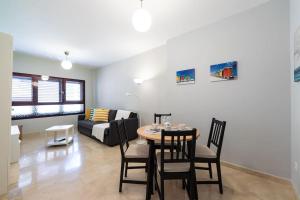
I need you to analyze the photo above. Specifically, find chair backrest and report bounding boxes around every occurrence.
[115,118,129,159]
[160,129,197,173]
[154,113,172,124]
[207,118,226,158]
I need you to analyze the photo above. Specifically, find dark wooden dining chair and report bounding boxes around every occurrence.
[154,113,172,124]
[194,118,226,194]
[155,129,198,200]
[115,118,148,192]
[153,113,175,151]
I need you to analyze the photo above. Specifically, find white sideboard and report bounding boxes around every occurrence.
[10,125,20,163]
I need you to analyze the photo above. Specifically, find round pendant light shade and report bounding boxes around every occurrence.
[61,51,72,70]
[61,59,72,70]
[132,0,152,32]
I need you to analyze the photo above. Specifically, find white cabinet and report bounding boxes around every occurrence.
[10,126,20,163]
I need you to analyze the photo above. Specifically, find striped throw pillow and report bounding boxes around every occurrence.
[91,108,109,122]
[89,108,95,121]
[85,108,91,120]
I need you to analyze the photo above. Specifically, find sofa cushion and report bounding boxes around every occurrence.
[78,120,107,129]
[78,120,94,129]
[108,110,117,121]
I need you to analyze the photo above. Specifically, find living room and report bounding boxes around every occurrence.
[0,0,300,199]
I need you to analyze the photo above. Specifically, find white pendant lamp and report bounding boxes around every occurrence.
[61,51,72,70]
[132,0,152,32]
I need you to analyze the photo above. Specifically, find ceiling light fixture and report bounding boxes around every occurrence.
[132,0,152,32]
[61,51,73,70]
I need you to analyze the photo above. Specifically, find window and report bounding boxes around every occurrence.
[12,76,33,102]
[12,72,85,120]
[66,81,83,102]
[38,80,61,103]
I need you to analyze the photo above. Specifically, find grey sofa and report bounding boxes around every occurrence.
[77,109,138,146]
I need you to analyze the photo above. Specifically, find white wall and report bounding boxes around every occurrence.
[290,0,300,197]
[12,52,96,134]
[0,33,13,195]
[96,0,291,179]
[96,46,168,123]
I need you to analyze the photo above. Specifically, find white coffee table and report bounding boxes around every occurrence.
[45,125,74,146]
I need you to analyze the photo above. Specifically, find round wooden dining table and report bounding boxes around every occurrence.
[137,125,200,200]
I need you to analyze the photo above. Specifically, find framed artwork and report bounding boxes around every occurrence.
[210,61,238,82]
[294,26,300,82]
[176,68,195,85]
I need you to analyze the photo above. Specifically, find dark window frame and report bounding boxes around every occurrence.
[12,72,85,120]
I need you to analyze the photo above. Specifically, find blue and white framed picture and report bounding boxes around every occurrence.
[294,26,300,82]
[176,68,195,85]
[210,61,238,82]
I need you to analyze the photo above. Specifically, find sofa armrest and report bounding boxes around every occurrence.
[78,114,85,121]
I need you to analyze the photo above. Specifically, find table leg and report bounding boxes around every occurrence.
[71,126,74,142]
[54,131,57,142]
[146,140,155,200]
[45,131,48,147]
[65,129,69,145]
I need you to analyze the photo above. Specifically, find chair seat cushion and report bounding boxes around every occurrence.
[156,152,190,173]
[195,145,216,158]
[125,144,149,159]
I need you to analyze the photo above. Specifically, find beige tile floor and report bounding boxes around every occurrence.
[1,132,297,200]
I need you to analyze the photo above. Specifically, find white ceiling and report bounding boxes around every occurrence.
[0,0,269,67]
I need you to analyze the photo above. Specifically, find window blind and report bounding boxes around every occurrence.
[66,81,82,101]
[38,80,60,103]
[12,76,33,102]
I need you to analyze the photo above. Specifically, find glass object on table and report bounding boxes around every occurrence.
[152,123,159,131]
[136,118,146,145]
[178,123,186,130]
[163,115,172,130]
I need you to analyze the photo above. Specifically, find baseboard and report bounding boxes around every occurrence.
[221,161,291,185]
[291,181,300,200]
[22,132,42,138]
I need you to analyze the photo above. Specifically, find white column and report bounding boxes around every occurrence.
[0,32,13,195]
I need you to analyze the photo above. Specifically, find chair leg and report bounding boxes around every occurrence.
[182,179,186,189]
[160,179,164,200]
[216,161,223,194]
[186,177,191,198]
[208,162,213,179]
[119,160,125,192]
[188,174,194,199]
[125,162,128,177]
[154,165,158,191]
[192,170,198,200]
